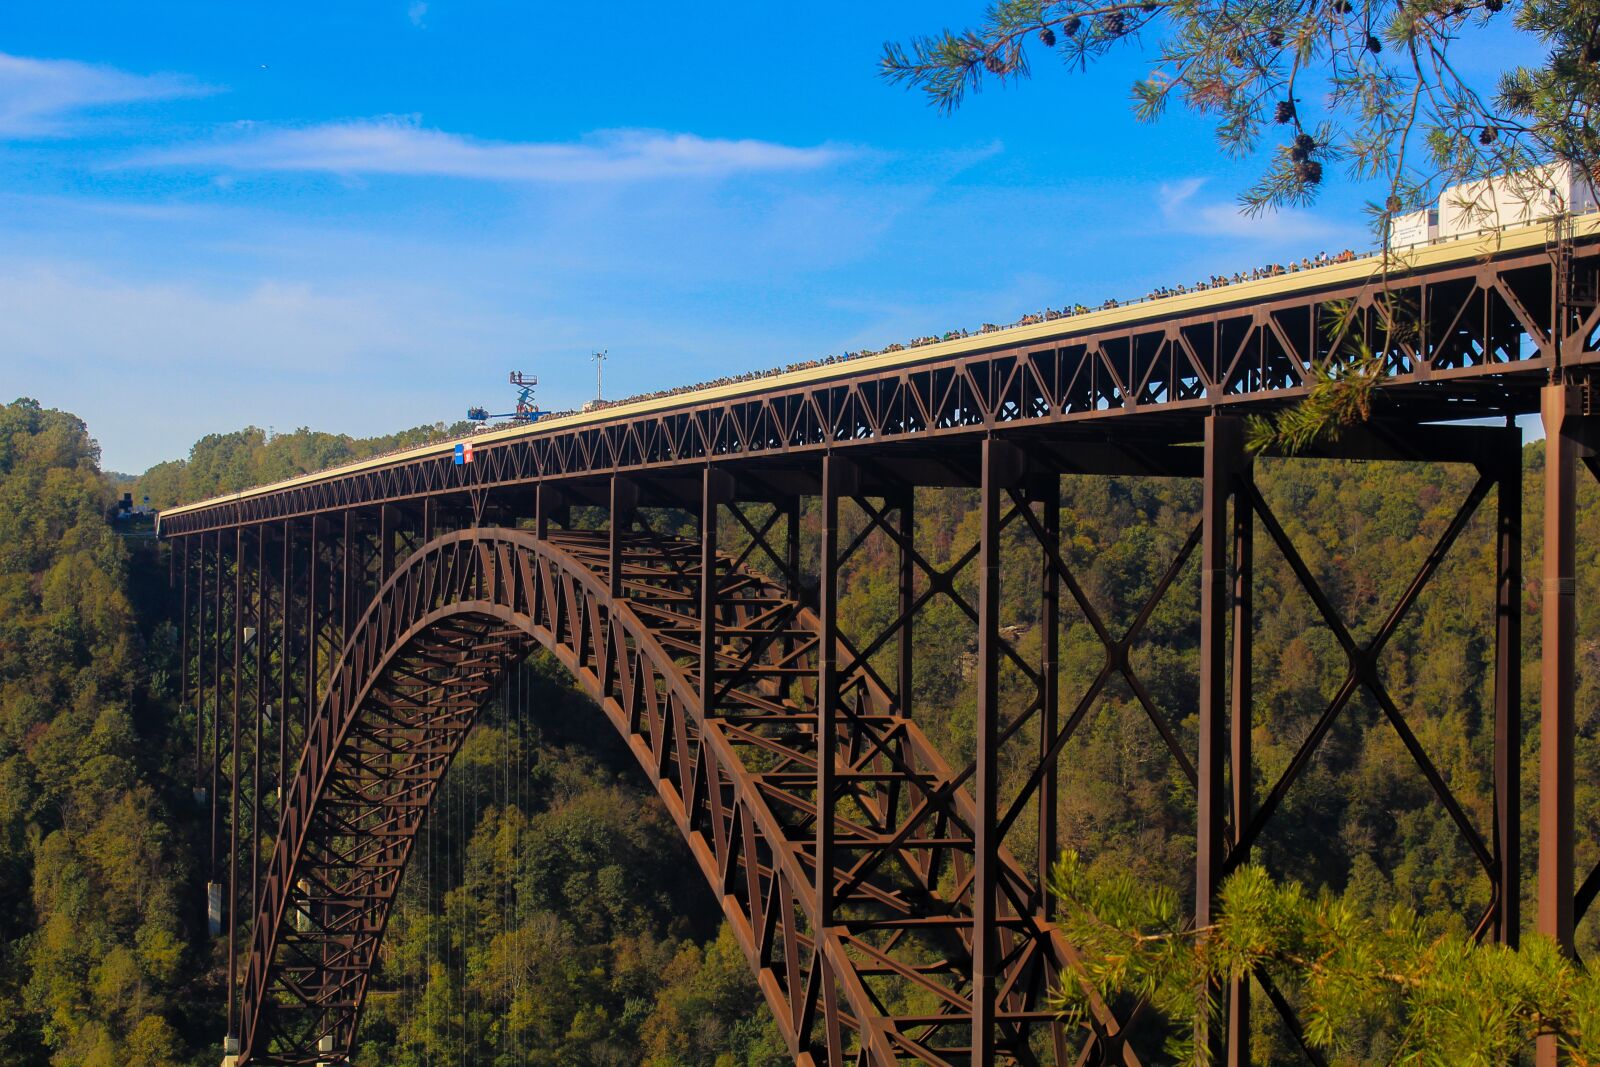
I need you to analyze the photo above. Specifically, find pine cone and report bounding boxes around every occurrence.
[1295,159,1324,186]
[1291,132,1317,161]
[1479,125,1498,144]
[1367,33,1382,53]
[1039,26,1057,47]
[1484,0,1503,10]
[1385,194,1403,212]
[1103,11,1126,34]
[1062,14,1082,35]
[984,53,1009,74]
[1275,99,1296,123]
[1268,27,1285,46]
[1332,0,1352,12]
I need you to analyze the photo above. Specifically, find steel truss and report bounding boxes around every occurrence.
[225,516,1136,1065]
[160,234,1600,1066]
[160,240,1599,538]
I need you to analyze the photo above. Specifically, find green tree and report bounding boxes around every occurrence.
[882,0,1600,224]
[1050,854,1600,1064]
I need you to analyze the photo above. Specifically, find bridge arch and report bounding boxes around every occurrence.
[235,525,1113,1066]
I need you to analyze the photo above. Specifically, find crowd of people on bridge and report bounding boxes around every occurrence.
[338,244,1373,475]
[579,246,1365,413]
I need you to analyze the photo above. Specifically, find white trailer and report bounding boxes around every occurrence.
[1438,162,1600,239]
[1390,207,1438,249]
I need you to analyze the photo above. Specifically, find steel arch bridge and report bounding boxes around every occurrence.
[163,220,1600,1065]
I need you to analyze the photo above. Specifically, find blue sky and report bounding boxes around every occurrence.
[0,2,1532,472]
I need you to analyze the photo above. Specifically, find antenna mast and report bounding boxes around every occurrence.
[592,350,607,401]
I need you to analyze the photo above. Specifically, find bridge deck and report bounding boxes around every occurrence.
[159,214,1600,534]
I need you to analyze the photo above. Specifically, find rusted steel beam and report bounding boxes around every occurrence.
[1537,381,1590,1067]
[228,526,243,1045]
[212,530,224,879]
[701,467,733,710]
[1038,478,1060,923]
[1494,442,1522,949]
[1198,416,1245,1060]
[279,520,291,830]
[1540,384,1582,950]
[816,454,846,930]
[1227,447,1254,1067]
[973,437,1023,1066]
[306,516,318,735]
[610,476,638,598]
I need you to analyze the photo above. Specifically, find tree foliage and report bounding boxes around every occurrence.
[0,398,195,1066]
[881,0,1600,221]
[1051,854,1600,1064]
[19,396,1600,1060]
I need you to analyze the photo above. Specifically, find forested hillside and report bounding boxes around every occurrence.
[0,399,194,1066]
[8,405,1600,1063]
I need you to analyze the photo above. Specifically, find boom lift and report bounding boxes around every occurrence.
[466,371,549,425]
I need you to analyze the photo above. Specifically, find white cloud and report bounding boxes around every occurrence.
[1156,177,1342,243]
[132,117,848,182]
[0,259,542,470]
[407,1,428,27]
[0,52,210,137]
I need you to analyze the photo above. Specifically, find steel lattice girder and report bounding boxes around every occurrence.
[158,242,1598,538]
[231,527,1133,1066]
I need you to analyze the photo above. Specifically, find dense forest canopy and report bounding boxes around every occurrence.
[7,395,1600,1062]
[1,401,781,1066]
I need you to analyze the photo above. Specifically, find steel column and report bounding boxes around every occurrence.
[1495,443,1522,948]
[1538,381,1585,1067]
[181,537,192,782]
[228,526,243,1044]
[1227,441,1254,1067]
[896,490,915,715]
[1199,415,1244,1058]
[610,477,637,598]
[279,520,291,826]
[306,516,318,733]
[784,496,801,601]
[341,510,352,642]
[816,455,847,929]
[973,437,1022,1066]
[380,504,395,581]
[212,530,224,877]
[701,469,734,711]
[1038,478,1061,919]
[252,528,265,933]
[1197,417,1244,921]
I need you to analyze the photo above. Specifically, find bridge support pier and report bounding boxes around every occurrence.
[1538,380,1600,1066]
